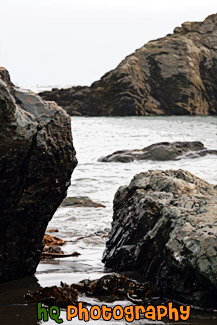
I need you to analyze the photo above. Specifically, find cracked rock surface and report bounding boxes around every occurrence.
[0,68,77,283]
[40,14,217,116]
[102,169,217,308]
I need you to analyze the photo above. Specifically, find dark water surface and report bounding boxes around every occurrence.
[1,116,217,324]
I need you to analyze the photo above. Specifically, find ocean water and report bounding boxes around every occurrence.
[0,116,217,324]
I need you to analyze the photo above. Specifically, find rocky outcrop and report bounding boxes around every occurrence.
[98,141,217,162]
[40,14,217,116]
[0,68,77,283]
[102,169,217,308]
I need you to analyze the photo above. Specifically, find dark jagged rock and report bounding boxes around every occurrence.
[102,169,217,308]
[40,14,217,116]
[0,67,77,283]
[98,141,217,162]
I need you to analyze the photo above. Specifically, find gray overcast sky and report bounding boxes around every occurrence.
[0,0,217,88]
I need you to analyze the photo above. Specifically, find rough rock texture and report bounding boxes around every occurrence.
[98,141,217,162]
[0,68,77,283]
[102,169,217,308]
[40,14,217,116]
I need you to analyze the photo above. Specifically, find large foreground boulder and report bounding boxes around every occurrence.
[0,68,77,283]
[102,169,217,308]
[40,14,217,116]
[98,141,217,162]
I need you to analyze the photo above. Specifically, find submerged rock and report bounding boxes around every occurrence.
[102,169,217,308]
[0,68,77,283]
[61,196,106,208]
[98,141,217,162]
[40,14,217,116]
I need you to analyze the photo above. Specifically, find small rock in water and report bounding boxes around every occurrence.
[61,196,106,208]
[98,141,217,162]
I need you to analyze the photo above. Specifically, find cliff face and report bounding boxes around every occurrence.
[40,14,217,116]
[0,68,77,283]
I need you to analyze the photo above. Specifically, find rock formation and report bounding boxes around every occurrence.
[0,68,77,283]
[98,141,217,162]
[102,169,217,308]
[40,14,217,116]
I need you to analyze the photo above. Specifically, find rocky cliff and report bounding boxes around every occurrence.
[40,14,217,116]
[102,169,217,308]
[0,68,77,283]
